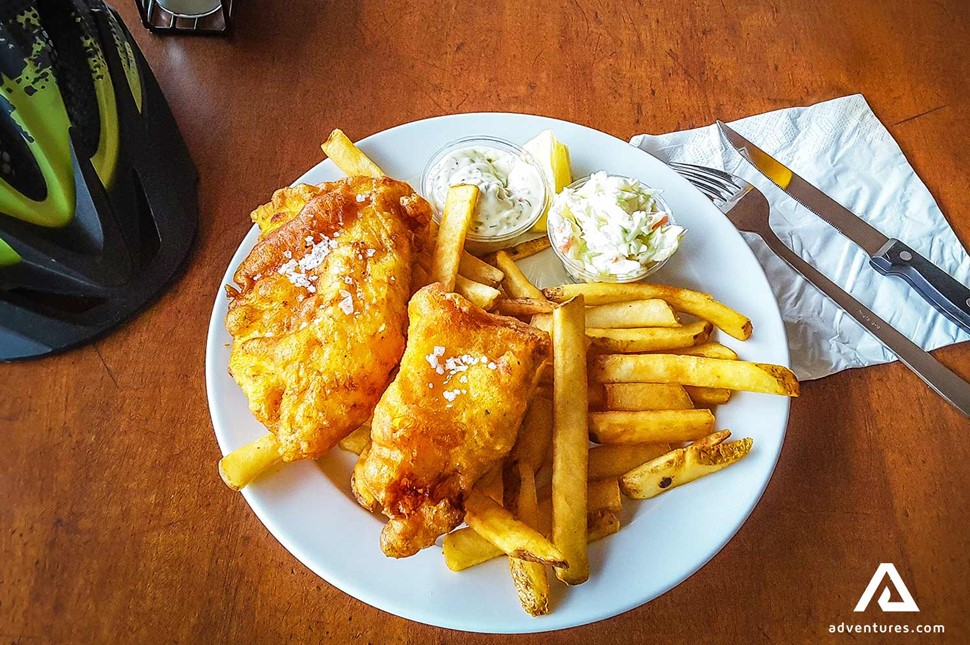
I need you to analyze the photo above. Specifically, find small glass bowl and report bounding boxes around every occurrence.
[546,174,677,284]
[421,136,552,253]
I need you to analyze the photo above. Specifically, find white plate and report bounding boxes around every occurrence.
[205,113,791,633]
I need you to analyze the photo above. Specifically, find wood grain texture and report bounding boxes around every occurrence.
[2,0,969,642]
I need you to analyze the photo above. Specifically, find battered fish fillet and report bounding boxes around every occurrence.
[226,176,431,462]
[352,283,551,558]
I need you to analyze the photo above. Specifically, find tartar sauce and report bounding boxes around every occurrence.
[427,146,546,237]
[548,172,685,279]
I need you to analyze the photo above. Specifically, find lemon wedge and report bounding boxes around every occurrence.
[523,130,572,231]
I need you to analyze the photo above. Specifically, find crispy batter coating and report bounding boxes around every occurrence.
[226,176,431,461]
[249,183,326,235]
[352,284,551,558]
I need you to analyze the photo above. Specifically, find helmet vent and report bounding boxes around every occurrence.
[0,101,47,201]
[130,167,160,268]
[36,0,101,159]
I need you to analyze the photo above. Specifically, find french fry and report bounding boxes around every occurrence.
[536,477,622,515]
[455,274,501,310]
[534,462,552,496]
[591,354,800,397]
[463,488,567,567]
[504,461,551,617]
[532,321,711,351]
[538,480,619,533]
[477,462,505,504]
[218,433,282,491]
[442,493,620,572]
[651,342,739,360]
[430,185,479,292]
[548,506,621,545]
[685,386,732,406]
[585,321,712,353]
[459,252,505,287]
[508,551,551,617]
[538,361,553,384]
[543,283,752,341]
[691,429,732,448]
[495,297,556,317]
[530,314,552,333]
[495,251,546,300]
[586,509,620,542]
[412,264,431,291]
[530,299,680,331]
[620,437,754,499]
[444,478,620,573]
[601,383,693,411]
[585,299,680,328]
[483,236,551,264]
[512,397,554,473]
[586,478,622,514]
[337,423,371,455]
[551,296,589,585]
[443,526,505,571]
[321,129,385,177]
[424,220,499,287]
[587,442,671,481]
[588,409,715,444]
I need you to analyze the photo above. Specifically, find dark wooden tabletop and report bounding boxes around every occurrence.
[3,1,969,642]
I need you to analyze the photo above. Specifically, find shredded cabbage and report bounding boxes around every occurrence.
[548,172,685,278]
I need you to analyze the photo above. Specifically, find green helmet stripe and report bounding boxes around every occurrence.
[0,5,138,230]
[0,57,75,228]
[0,7,75,228]
[106,10,143,113]
[0,236,21,266]
[120,38,143,113]
[83,29,119,188]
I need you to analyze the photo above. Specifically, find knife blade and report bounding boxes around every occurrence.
[728,187,970,417]
[717,120,970,333]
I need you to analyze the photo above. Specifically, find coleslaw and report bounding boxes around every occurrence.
[548,172,685,280]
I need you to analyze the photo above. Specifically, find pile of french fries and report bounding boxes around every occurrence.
[223,130,800,618]
[394,132,798,616]
[433,258,798,616]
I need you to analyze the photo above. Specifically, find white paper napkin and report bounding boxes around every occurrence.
[631,94,970,380]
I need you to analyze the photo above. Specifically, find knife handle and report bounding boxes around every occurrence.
[870,239,970,333]
[758,231,970,417]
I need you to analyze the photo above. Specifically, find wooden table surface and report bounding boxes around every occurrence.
[3,1,969,642]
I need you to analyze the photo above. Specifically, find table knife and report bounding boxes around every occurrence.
[717,121,970,334]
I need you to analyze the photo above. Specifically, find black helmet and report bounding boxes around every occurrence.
[0,0,198,360]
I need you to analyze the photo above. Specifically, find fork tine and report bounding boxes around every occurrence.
[667,162,753,204]
[669,164,735,191]
[668,162,738,184]
[673,172,721,201]
[689,180,723,202]
[668,162,746,193]
[670,166,734,202]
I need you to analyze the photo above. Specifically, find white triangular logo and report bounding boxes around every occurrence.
[854,563,920,613]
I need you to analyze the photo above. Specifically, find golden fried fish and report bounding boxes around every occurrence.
[226,176,431,462]
[352,283,551,558]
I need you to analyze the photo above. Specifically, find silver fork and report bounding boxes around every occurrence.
[669,161,970,416]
